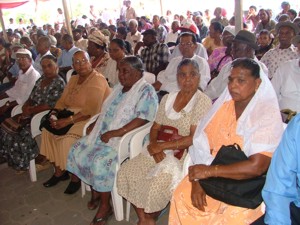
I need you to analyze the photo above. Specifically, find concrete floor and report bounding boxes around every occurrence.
[0,163,169,225]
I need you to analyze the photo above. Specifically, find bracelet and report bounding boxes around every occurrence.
[214,165,219,177]
[122,127,127,133]
[70,115,75,124]
[176,140,179,149]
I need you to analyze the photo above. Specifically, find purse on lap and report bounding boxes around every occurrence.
[39,109,74,136]
[0,115,31,134]
[199,144,266,209]
[156,125,185,160]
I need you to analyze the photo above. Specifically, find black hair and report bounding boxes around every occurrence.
[210,21,224,33]
[40,54,57,64]
[177,58,200,75]
[62,34,73,44]
[231,58,260,79]
[111,38,127,50]
[108,25,117,32]
[249,5,257,11]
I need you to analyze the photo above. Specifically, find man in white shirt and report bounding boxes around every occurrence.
[0,49,40,122]
[164,20,180,49]
[125,19,142,54]
[33,36,52,75]
[204,30,268,100]
[73,29,88,51]
[154,32,210,100]
[272,58,300,113]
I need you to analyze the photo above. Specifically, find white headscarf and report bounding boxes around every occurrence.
[189,62,284,165]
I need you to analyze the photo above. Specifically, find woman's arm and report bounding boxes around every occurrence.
[147,124,197,156]
[100,118,148,143]
[189,153,271,181]
[50,112,90,129]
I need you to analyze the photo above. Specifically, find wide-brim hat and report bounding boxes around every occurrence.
[275,21,299,35]
[233,30,259,50]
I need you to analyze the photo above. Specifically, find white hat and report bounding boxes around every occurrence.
[223,26,236,36]
[16,48,32,59]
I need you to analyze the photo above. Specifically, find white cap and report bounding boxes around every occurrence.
[16,48,32,59]
[223,25,236,36]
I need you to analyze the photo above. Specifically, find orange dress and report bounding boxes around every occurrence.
[169,101,264,225]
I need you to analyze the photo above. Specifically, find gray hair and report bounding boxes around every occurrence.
[177,58,200,74]
[129,19,138,26]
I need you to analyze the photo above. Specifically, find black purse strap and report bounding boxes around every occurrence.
[214,54,233,72]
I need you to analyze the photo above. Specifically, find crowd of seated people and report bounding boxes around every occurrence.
[0,1,300,224]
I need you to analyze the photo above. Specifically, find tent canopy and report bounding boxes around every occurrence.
[0,1,29,9]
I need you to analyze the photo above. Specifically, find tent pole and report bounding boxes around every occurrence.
[160,0,163,17]
[62,0,72,36]
[0,8,8,42]
[235,0,243,33]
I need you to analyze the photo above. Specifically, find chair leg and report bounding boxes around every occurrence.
[111,184,124,221]
[126,200,131,221]
[81,181,86,198]
[29,159,37,182]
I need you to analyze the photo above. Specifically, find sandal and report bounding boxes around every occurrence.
[87,198,100,210]
[90,210,113,225]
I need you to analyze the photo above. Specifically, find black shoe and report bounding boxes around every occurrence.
[43,171,70,187]
[64,181,81,194]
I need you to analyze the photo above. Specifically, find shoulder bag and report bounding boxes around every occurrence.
[199,144,266,209]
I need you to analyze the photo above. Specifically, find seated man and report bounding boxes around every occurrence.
[271,58,300,113]
[140,29,170,75]
[0,49,40,123]
[57,34,80,80]
[33,36,52,75]
[125,19,142,54]
[73,28,88,51]
[204,30,268,100]
[154,32,210,99]
[262,114,300,225]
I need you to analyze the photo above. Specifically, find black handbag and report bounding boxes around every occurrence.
[199,144,266,209]
[39,109,74,135]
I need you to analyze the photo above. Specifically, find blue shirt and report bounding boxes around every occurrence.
[57,45,80,68]
[262,114,300,225]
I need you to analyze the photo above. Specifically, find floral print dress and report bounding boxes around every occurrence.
[0,76,65,170]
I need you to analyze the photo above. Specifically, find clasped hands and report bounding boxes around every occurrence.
[147,142,166,163]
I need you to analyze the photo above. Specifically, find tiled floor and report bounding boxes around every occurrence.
[0,164,169,225]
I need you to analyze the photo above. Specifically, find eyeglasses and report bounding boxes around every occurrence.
[16,56,30,61]
[179,42,194,47]
[73,58,89,66]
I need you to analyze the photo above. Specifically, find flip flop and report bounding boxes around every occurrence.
[90,210,113,225]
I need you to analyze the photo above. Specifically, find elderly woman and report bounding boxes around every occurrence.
[41,50,111,194]
[87,30,110,73]
[169,58,284,224]
[117,59,211,225]
[101,38,127,87]
[0,55,65,172]
[67,56,158,225]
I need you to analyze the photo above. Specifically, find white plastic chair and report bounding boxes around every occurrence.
[66,69,74,83]
[124,122,153,221]
[29,110,50,182]
[143,72,156,84]
[11,104,23,116]
[80,120,152,221]
[0,98,9,107]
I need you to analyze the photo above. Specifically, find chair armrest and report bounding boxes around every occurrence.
[11,104,23,116]
[31,110,50,138]
[0,98,9,107]
[82,113,101,136]
[129,122,153,159]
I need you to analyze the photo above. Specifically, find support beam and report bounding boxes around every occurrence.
[62,0,72,36]
[160,0,163,17]
[0,8,8,42]
[235,0,243,33]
